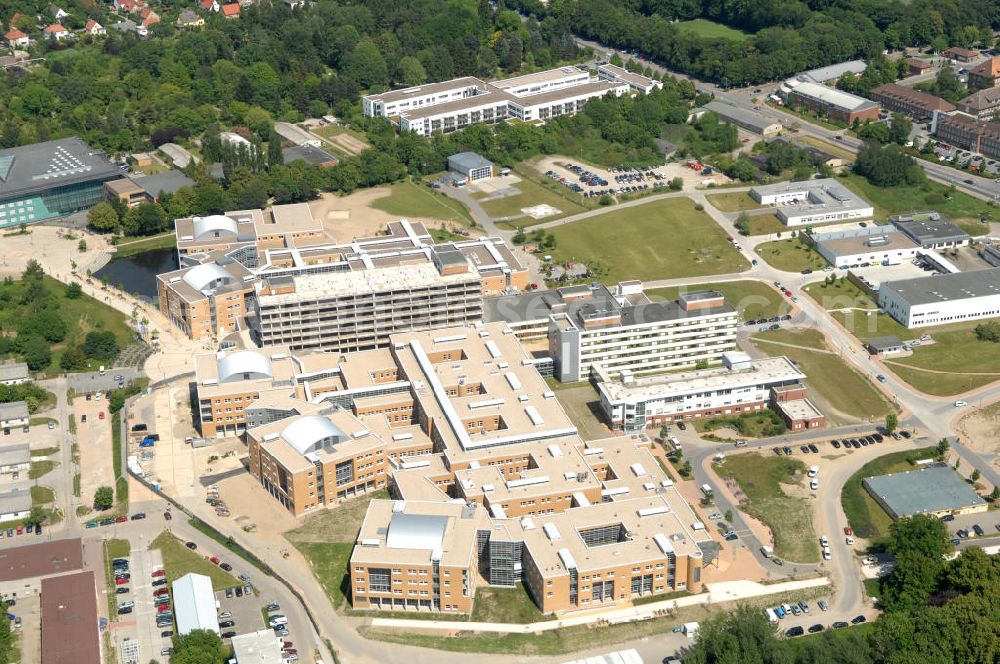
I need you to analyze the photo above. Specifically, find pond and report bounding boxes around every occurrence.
[93,247,177,302]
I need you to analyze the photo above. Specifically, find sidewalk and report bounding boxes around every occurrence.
[369,577,829,634]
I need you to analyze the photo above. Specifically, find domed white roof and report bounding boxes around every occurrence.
[280,416,343,455]
[182,263,231,291]
[216,350,271,383]
[192,215,238,239]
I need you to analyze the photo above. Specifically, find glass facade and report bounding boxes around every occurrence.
[0,179,113,228]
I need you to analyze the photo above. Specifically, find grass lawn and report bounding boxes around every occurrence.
[841,447,937,541]
[840,172,991,233]
[285,489,389,611]
[883,364,999,395]
[756,238,828,272]
[28,460,55,480]
[675,18,752,40]
[743,213,786,236]
[714,453,818,563]
[803,279,915,342]
[111,232,176,259]
[553,384,610,441]
[371,180,474,225]
[30,485,53,505]
[648,280,787,321]
[766,100,846,131]
[0,275,133,376]
[548,198,749,283]
[707,192,763,212]
[29,446,59,457]
[150,531,240,589]
[471,584,554,623]
[753,327,826,349]
[696,411,787,438]
[753,329,895,421]
[480,169,588,222]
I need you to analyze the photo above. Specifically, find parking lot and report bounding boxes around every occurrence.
[531,155,733,199]
[74,395,115,504]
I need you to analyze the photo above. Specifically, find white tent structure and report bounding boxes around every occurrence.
[172,573,219,635]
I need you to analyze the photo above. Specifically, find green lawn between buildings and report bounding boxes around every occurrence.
[150,531,240,590]
[370,180,475,226]
[752,328,895,422]
[706,192,764,212]
[647,280,787,322]
[756,237,828,272]
[840,447,938,542]
[806,279,1000,396]
[480,168,589,223]
[714,453,818,563]
[547,197,749,283]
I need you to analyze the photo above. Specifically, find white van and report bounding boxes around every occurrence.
[700,484,713,496]
[822,547,832,560]
[99,365,106,375]
[760,545,774,558]
[268,615,288,627]
[669,437,682,450]
[807,465,819,478]
[810,479,819,490]
[764,607,778,623]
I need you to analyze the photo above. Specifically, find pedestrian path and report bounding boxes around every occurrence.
[369,577,829,634]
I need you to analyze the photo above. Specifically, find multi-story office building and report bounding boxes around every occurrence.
[878,268,1000,328]
[0,137,120,228]
[868,84,955,120]
[597,351,823,431]
[779,80,880,124]
[958,87,1000,120]
[158,211,528,345]
[967,56,1000,90]
[749,179,874,226]
[363,67,631,136]
[484,282,738,382]
[597,64,662,94]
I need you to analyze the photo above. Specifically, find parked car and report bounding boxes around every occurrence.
[266,604,280,612]
[226,588,234,598]
[152,570,166,578]
[185,541,197,550]
[161,631,173,638]
[785,626,804,637]
[221,631,237,639]
[116,587,129,595]
[808,624,824,633]
[152,579,167,587]
[851,615,867,625]
[817,600,829,612]
[833,621,849,629]
[220,563,232,572]
[219,620,235,628]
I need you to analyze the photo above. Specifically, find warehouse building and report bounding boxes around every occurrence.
[749,179,874,226]
[172,573,219,635]
[282,145,339,168]
[813,226,920,268]
[779,80,880,124]
[889,212,970,249]
[483,282,738,382]
[878,267,1000,328]
[364,67,630,136]
[868,83,955,120]
[0,362,29,385]
[447,152,493,182]
[0,538,84,596]
[797,60,867,84]
[0,401,29,429]
[690,101,782,137]
[863,465,987,519]
[0,137,120,227]
[232,630,285,664]
[273,121,320,147]
[597,351,821,431]
[40,571,101,664]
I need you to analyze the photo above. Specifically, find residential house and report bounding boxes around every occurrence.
[221,3,240,18]
[48,6,69,19]
[43,24,70,41]
[968,56,1000,91]
[941,47,978,63]
[140,8,159,28]
[4,29,29,49]
[111,19,147,37]
[283,0,306,7]
[958,87,1000,121]
[906,58,932,77]
[84,19,105,36]
[113,0,144,14]
[199,0,220,11]
[176,10,204,27]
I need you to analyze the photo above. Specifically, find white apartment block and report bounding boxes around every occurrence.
[364,67,632,136]
[878,268,1000,328]
[597,63,662,94]
[598,353,807,431]
[484,283,738,383]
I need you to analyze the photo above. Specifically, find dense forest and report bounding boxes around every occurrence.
[687,514,1000,663]
[509,0,1000,86]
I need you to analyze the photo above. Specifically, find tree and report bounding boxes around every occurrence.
[695,359,709,369]
[83,331,119,361]
[971,468,981,482]
[87,202,120,233]
[60,346,88,371]
[93,485,114,510]
[24,506,46,528]
[78,239,87,252]
[267,129,284,168]
[397,56,427,86]
[974,320,1000,342]
[888,514,952,561]
[685,605,785,664]
[989,486,1000,502]
[885,413,898,433]
[64,282,83,299]
[936,438,950,459]
[20,336,51,371]
[889,112,912,145]
[735,213,750,236]
[123,203,168,237]
[173,629,226,664]
[668,177,683,191]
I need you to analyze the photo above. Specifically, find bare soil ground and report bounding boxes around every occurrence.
[308,189,477,243]
[957,399,1000,455]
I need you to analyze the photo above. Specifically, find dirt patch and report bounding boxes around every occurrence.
[957,399,1000,454]
[702,545,767,583]
[308,189,478,243]
[75,396,115,503]
[325,132,369,156]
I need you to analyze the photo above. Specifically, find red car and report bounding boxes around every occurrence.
[283,642,293,648]
[15,528,22,535]
[99,411,105,420]
[114,577,129,586]
[157,605,171,613]
[844,526,853,536]
[152,570,166,578]
[115,516,127,523]
[209,556,220,565]
[154,591,169,598]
